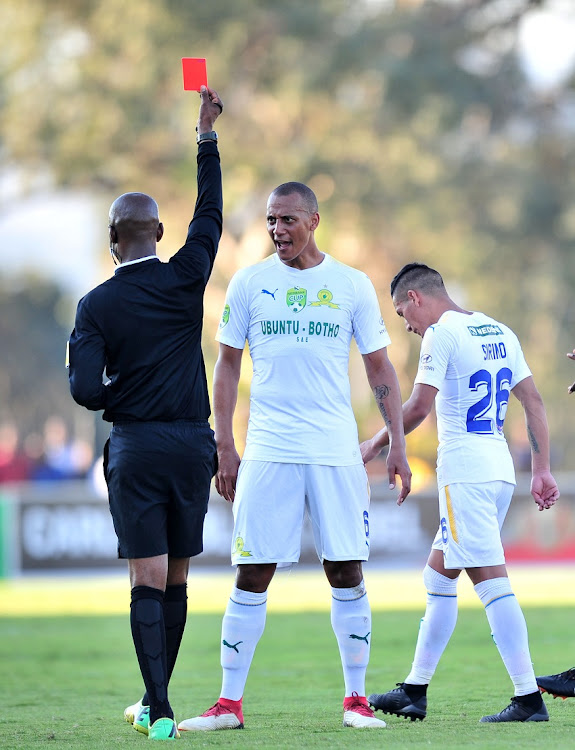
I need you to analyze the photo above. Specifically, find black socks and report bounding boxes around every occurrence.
[163,583,188,683]
[130,585,172,724]
[138,584,188,716]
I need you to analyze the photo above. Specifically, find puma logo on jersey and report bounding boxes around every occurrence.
[261,288,278,300]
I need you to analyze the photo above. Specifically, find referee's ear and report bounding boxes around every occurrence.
[157,222,164,243]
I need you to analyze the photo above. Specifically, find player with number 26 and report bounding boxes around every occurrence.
[361,262,559,725]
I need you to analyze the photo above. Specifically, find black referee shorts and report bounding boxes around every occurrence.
[104,420,217,559]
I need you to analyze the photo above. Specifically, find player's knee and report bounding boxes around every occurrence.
[423,564,458,595]
[323,559,363,588]
[235,562,276,592]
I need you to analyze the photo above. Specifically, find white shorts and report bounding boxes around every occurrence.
[431,481,514,569]
[230,460,371,566]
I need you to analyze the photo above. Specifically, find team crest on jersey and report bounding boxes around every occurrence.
[219,304,230,329]
[309,288,340,309]
[286,287,307,313]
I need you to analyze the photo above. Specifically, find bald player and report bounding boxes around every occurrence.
[68,86,223,741]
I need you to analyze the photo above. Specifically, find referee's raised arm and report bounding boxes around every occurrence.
[175,85,224,280]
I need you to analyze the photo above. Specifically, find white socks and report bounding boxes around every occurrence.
[405,565,458,685]
[331,580,371,696]
[217,573,537,704]
[219,579,374,701]
[220,586,267,701]
[474,577,538,696]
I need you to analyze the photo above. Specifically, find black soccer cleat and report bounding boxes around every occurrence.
[479,694,549,723]
[537,668,575,699]
[368,683,427,721]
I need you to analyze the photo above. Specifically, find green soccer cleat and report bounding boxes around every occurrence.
[148,717,180,740]
[124,700,150,735]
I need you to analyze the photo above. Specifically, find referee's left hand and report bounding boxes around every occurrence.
[197,85,223,134]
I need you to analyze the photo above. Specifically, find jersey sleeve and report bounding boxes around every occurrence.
[215,270,250,349]
[170,142,222,285]
[352,273,392,354]
[68,295,108,411]
[414,323,455,390]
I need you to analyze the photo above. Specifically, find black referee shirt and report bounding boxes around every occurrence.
[68,141,222,423]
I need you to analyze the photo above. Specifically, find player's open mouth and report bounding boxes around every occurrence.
[275,241,290,251]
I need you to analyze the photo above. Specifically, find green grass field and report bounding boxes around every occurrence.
[2,602,575,749]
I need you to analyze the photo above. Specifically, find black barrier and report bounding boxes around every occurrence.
[1,476,575,575]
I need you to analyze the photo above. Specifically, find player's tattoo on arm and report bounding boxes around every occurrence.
[527,425,540,454]
[374,384,392,427]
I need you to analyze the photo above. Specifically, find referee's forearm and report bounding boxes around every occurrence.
[69,375,107,411]
[192,142,222,231]
[183,143,222,265]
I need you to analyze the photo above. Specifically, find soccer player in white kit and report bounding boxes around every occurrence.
[362,263,559,724]
[178,182,411,732]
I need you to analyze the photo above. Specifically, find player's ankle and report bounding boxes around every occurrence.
[403,683,428,701]
[219,697,242,710]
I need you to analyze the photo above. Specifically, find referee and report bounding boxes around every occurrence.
[68,86,223,741]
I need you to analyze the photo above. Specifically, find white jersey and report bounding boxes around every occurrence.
[216,253,391,465]
[414,310,531,486]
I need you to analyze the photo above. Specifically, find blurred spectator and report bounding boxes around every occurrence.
[42,416,77,477]
[0,422,30,483]
[23,418,94,482]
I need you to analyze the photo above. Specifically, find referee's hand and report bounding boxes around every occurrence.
[197,85,223,134]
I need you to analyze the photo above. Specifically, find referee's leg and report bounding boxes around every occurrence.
[165,557,190,688]
[129,556,173,726]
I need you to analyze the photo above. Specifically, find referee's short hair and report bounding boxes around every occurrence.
[270,182,318,215]
[390,262,445,301]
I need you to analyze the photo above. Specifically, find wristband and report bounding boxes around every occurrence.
[196,131,218,144]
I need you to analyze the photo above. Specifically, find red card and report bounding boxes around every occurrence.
[182,58,207,91]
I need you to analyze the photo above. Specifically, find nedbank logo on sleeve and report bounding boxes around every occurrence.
[467,324,503,337]
[310,288,340,309]
[286,287,307,313]
[219,304,230,329]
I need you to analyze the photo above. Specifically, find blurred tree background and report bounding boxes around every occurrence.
[1,0,574,480]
